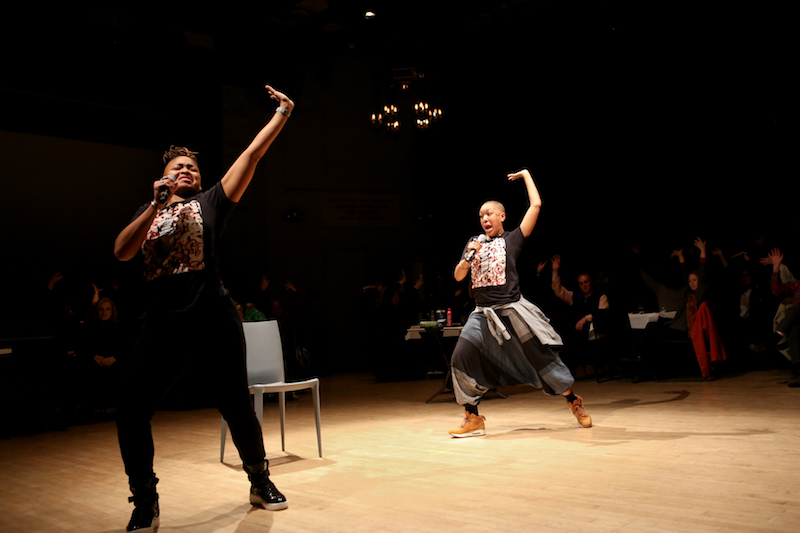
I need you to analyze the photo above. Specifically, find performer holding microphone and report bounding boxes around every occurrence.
[448,169,592,437]
[113,85,294,532]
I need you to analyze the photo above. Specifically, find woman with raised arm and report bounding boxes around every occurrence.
[768,248,800,387]
[448,169,591,439]
[114,85,294,532]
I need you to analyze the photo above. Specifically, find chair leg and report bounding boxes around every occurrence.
[312,383,322,457]
[253,389,264,429]
[220,419,228,462]
[279,392,286,452]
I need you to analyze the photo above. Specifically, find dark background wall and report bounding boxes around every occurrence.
[0,3,793,370]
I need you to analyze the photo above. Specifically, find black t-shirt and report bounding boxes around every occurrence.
[462,227,525,306]
[130,182,234,313]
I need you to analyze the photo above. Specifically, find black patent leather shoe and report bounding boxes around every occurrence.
[245,461,288,511]
[250,478,288,510]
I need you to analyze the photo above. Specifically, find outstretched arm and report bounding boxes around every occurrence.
[711,248,728,268]
[550,254,574,305]
[221,85,295,203]
[693,237,708,261]
[507,169,542,238]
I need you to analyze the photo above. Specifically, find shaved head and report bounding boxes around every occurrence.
[478,200,505,216]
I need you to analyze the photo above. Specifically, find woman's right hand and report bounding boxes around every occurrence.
[466,239,483,256]
[152,175,178,207]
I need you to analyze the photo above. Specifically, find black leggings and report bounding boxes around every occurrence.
[116,297,265,483]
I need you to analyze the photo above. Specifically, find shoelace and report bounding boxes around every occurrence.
[460,414,483,427]
[571,400,587,417]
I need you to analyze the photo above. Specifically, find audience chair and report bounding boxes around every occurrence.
[220,320,322,461]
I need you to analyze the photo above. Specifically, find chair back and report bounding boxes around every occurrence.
[242,320,286,385]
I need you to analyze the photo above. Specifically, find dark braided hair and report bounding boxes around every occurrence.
[162,145,199,166]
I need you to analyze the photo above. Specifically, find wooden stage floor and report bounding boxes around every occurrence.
[1,369,798,533]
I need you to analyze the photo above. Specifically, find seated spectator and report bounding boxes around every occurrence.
[640,238,710,338]
[77,297,125,410]
[635,238,724,379]
[545,255,610,376]
[706,247,775,367]
[767,248,800,387]
[550,254,609,339]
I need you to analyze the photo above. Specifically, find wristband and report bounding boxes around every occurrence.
[276,107,291,117]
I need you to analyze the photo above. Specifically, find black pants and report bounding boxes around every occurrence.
[116,296,265,483]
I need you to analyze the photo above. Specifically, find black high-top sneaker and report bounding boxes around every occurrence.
[244,462,288,510]
[127,475,160,532]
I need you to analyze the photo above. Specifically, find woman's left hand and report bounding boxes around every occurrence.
[507,169,531,181]
[266,85,294,112]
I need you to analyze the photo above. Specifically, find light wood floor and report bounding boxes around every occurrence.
[1,369,798,533]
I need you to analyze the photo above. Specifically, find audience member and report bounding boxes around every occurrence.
[766,248,800,387]
[76,297,125,410]
[544,255,610,374]
[639,238,710,336]
[708,247,774,366]
[634,238,723,379]
[550,254,610,339]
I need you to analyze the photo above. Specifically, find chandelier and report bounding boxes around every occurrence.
[370,68,443,132]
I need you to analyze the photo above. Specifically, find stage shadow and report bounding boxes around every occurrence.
[488,424,774,446]
[222,452,336,475]
[176,502,276,533]
[591,389,692,412]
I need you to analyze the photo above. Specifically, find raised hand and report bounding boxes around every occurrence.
[767,248,784,269]
[266,85,295,112]
[551,254,561,271]
[507,169,532,181]
[537,260,549,275]
[47,272,64,291]
[693,237,707,253]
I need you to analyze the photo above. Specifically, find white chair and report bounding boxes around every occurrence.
[220,320,322,461]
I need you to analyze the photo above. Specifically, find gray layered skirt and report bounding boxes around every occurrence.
[451,297,575,406]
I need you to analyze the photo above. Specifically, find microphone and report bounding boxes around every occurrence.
[157,175,176,204]
[465,234,488,262]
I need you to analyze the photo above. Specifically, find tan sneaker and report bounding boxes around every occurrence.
[448,411,486,438]
[567,396,592,428]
